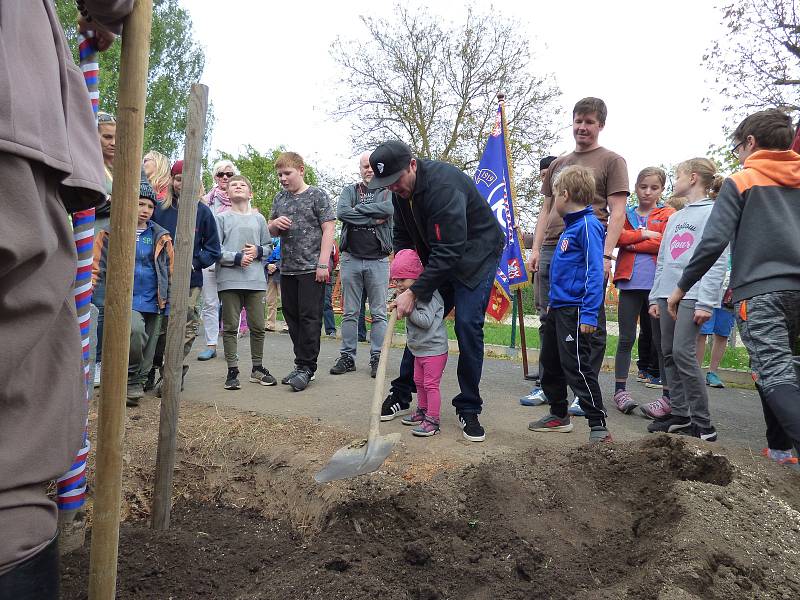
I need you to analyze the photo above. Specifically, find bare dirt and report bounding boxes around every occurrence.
[61,398,800,599]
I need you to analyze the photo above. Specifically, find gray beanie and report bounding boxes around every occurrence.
[140,180,156,205]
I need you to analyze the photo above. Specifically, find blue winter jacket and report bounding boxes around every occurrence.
[548,206,605,327]
[153,194,221,289]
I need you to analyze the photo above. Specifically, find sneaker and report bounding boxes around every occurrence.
[126,382,144,401]
[520,388,549,406]
[330,353,356,375]
[224,367,241,390]
[125,396,139,408]
[647,414,690,434]
[674,422,718,442]
[401,408,426,426]
[636,370,649,383]
[197,348,217,361]
[639,396,672,420]
[155,365,189,398]
[528,413,573,433]
[144,367,157,392]
[706,372,725,388]
[327,331,337,339]
[644,375,663,389]
[380,393,411,421]
[613,389,637,414]
[281,369,299,385]
[370,354,380,379]
[281,369,314,385]
[761,448,799,465]
[93,362,102,388]
[567,397,585,417]
[588,426,613,444]
[412,416,440,437]
[250,365,277,386]
[458,413,486,442]
[288,368,314,392]
[358,336,368,343]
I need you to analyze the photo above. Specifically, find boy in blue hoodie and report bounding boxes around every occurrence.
[92,181,174,406]
[527,166,610,443]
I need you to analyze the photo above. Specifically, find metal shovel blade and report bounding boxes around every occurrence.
[313,432,401,483]
[314,309,401,484]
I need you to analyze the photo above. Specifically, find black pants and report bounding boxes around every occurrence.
[588,279,608,377]
[540,306,607,428]
[0,536,58,599]
[636,296,659,377]
[281,273,325,372]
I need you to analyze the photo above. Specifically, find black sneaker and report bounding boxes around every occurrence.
[459,412,486,442]
[288,368,314,392]
[250,365,277,386]
[224,367,241,390]
[647,414,690,434]
[676,423,718,442]
[155,365,188,398]
[380,393,411,421]
[281,369,299,385]
[369,353,380,379]
[330,353,356,375]
[144,367,158,392]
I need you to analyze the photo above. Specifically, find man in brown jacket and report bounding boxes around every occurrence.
[0,1,133,596]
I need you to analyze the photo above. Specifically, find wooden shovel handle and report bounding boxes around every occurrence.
[367,308,398,442]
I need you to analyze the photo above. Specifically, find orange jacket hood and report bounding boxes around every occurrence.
[736,149,800,191]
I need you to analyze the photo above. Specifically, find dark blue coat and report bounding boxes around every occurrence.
[153,194,221,289]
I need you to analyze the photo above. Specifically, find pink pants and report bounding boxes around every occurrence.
[413,353,448,419]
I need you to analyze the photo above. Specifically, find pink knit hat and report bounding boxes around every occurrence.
[390,249,424,280]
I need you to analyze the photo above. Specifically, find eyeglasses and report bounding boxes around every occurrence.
[731,141,744,154]
[215,171,234,178]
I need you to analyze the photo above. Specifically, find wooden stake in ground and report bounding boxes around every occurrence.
[151,83,209,530]
[88,1,153,598]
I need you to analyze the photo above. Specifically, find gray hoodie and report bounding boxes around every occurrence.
[406,290,449,357]
[215,211,272,292]
[649,199,729,312]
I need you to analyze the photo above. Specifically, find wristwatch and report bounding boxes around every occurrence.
[317,263,328,269]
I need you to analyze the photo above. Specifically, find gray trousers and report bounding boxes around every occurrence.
[339,253,389,359]
[129,311,162,386]
[658,298,712,427]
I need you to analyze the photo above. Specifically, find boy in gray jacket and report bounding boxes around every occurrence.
[389,250,449,437]
[648,158,728,441]
[670,110,800,463]
[215,175,275,390]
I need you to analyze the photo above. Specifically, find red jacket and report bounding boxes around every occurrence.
[613,205,675,284]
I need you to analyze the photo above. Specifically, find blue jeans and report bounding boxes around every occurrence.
[339,253,389,358]
[323,279,336,335]
[390,262,497,414]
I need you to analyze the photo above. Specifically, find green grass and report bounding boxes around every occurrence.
[332,314,751,370]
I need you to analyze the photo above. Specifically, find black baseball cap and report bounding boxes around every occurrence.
[368,140,413,189]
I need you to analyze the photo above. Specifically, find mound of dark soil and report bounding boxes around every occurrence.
[61,435,800,599]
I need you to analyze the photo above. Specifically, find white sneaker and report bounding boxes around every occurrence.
[567,396,585,416]
[93,362,101,388]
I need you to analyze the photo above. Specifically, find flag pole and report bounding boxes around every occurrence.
[497,92,534,380]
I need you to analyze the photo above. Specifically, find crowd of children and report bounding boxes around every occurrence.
[89,104,800,466]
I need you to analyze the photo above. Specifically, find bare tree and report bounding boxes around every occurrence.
[330,3,562,227]
[705,0,800,117]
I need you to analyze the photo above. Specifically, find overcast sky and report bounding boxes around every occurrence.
[188,0,730,186]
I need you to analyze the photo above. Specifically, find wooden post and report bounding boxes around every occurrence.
[88,1,153,598]
[516,288,535,380]
[151,83,209,530]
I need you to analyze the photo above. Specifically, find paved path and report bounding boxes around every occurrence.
[178,332,767,465]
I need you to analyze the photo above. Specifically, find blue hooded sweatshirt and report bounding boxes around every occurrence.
[548,206,605,327]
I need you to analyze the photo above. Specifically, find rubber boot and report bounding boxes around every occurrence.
[0,536,59,599]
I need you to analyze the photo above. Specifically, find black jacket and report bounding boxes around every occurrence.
[393,159,504,302]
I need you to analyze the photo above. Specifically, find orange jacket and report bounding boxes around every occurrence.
[613,205,675,284]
